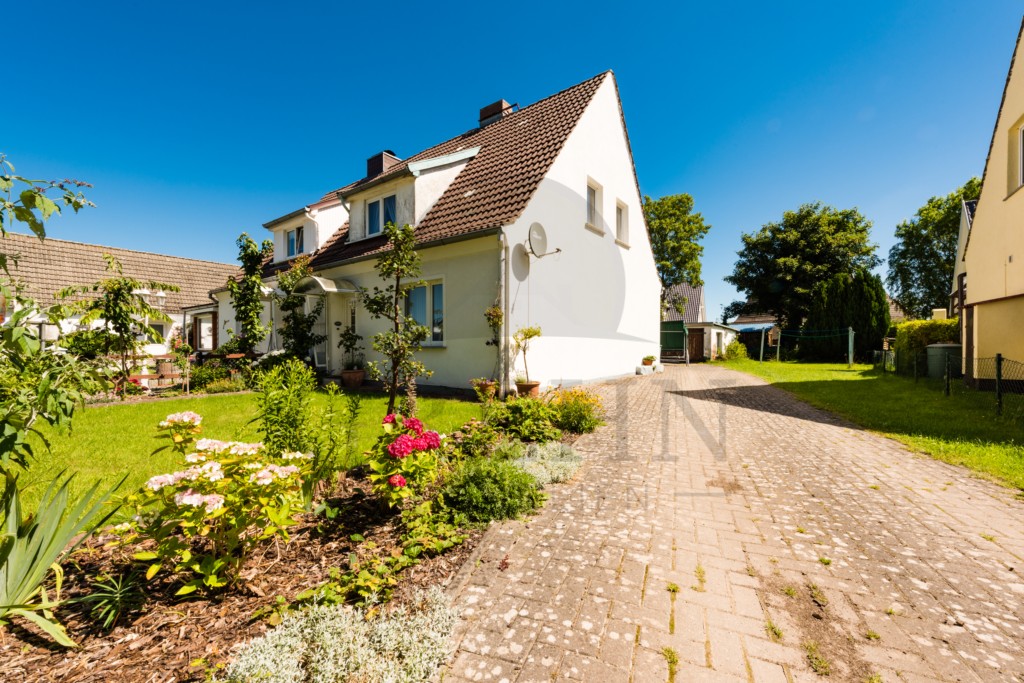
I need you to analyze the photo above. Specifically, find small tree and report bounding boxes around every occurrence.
[56,255,179,393]
[512,326,542,382]
[226,233,273,353]
[275,255,326,363]
[360,223,431,416]
[643,194,711,313]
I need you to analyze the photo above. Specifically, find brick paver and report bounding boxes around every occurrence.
[441,365,1024,682]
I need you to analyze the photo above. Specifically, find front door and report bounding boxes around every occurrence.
[688,330,704,362]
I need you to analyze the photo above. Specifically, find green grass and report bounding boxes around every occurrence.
[727,359,1024,491]
[19,391,482,511]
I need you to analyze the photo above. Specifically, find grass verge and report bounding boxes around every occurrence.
[726,359,1024,491]
[20,390,481,510]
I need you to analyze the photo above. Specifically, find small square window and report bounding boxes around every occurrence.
[366,194,397,237]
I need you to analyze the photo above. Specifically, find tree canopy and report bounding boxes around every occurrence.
[886,177,980,319]
[724,202,880,329]
[643,194,710,313]
[801,269,890,360]
[226,233,273,353]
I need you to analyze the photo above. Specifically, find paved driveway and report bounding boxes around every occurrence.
[442,364,1024,682]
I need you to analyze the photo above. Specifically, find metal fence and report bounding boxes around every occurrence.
[874,350,1024,419]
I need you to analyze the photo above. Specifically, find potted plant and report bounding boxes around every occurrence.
[470,377,497,401]
[512,325,542,397]
[336,323,366,389]
[642,354,656,366]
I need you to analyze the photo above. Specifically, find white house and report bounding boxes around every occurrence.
[214,71,662,393]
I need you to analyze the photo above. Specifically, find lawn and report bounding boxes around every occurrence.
[19,390,482,511]
[727,359,1024,491]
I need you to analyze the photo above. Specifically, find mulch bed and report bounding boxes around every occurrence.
[1,476,481,683]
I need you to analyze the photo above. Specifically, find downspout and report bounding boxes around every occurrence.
[498,228,510,397]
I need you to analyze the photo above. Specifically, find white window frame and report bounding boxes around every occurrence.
[615,200,629,246]
[286,226,304,257]
[365,194,397,238]
[585,178,603,235]
[405,277,445,346]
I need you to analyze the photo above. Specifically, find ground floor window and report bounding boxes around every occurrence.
[406,281,444,344]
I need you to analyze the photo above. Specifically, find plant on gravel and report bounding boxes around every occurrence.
[546,386,604,434]
[440,457,543,523]
[512,442,582,487]
[127,414,308,595]
[366,413,444,508]
[485,396,561,442]
[221,587,457,683]
[803,640,831,676]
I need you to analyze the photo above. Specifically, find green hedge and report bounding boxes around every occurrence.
[893,318,959,358]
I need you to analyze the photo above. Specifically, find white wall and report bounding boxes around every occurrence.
[346,177,415,241]
[501,75,662,388]
[268,201,349,263]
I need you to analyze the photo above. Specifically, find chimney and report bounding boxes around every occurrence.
[479,99,514,127]
[366,150,401,177]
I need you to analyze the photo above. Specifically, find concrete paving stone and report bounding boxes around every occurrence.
[444,365,1024,683]
[747,656,791,683]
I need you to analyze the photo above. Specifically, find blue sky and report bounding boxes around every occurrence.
[4,1,1021,319]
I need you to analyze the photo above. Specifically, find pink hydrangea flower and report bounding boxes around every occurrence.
[404,417,424,436]
[387,433,415,458]
[173,489,224,513]
[185,453,207,463]
[160,411,202,428]
[196,438,231,454]
[229,442,263,456]
[388,474,407,488]
[422,431,441,449]
[382,414,397,424]
[249,463,300,485]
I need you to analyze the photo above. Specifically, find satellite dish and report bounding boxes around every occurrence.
[527,222,560,258]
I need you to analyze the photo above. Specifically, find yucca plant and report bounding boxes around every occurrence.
[0,472,124,646]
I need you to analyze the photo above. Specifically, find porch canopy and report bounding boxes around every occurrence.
[292,276,359,295]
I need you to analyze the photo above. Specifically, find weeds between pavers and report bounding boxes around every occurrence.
[765,619,783,642]
[692,564,706,592]
[666,583,680,633]
[804,640,832,676]
[662,646,679,682]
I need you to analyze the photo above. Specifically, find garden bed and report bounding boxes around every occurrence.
[1,474,482,683]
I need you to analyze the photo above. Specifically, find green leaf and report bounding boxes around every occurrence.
[350,533,364,542]
[146,563,161,580]
[133,551,158,561]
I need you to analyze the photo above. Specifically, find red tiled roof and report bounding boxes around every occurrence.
[308,71,612,269]
[1,232,238,312]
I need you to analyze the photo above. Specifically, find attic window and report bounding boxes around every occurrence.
[366,195,397,236]
[287,227,304,257]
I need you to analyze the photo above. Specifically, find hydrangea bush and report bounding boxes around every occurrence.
[128,412,310,595]
[366,414,444,507]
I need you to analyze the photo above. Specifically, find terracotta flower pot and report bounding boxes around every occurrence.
[515,380,541,397]
[473,380,497,400]
[642,358,654,366]
[340,369,366,389]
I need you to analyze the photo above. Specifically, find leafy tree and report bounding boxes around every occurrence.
[360,223,431,416]
[725,202,880,330]
[801,269,890,360]
[56,255,180,392]
[275,255,326,362]
[886,177,981,319]
[226,233,273,353]
[0,153,93,275]
[643,194,711,314]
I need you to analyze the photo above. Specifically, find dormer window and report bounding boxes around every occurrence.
[287,227,304,257]
[366,195,397,236]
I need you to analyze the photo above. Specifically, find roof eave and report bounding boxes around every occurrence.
[339,168,415,200]
[263,207,308,230]
[313,225,501,271]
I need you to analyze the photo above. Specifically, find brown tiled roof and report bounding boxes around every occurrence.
[662,283,704,323]
[309,71,612,269]
[1,232,238,312]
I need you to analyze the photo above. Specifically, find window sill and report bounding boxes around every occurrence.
[421,342,446,349]
[584,222,605,236]
[1006,183,1024,201]
[615,238,630,249]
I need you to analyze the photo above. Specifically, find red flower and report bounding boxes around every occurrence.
[387,434,415,458]
[382,414,397,424]
[404,417,424,436]
[388,474,407,488]
[422,431,441,449]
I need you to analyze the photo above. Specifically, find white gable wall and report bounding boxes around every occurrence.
[269,202,348,263]
[502,75,661,387]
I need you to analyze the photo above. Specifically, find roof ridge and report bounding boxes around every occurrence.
[2,231,236,267]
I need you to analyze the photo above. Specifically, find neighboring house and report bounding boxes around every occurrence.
[214,72,662,391]
[949,198,977,321]
[0,232,237,354]
[887,294,909,324]
[659,283,739,361]
[961,18,1024,371]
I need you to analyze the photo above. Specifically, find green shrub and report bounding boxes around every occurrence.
[513,442,583,487]
[491,437,527,461]
[61,328,127,359]
[547,387,604,434]
[723,339,748,361]
[440,458,543,523]
[253,359,316,455]
[202,377,246,394]
[190,360,229,390]
[449,419,500,459]
[893,318,959,357]
[485,397,561,442]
